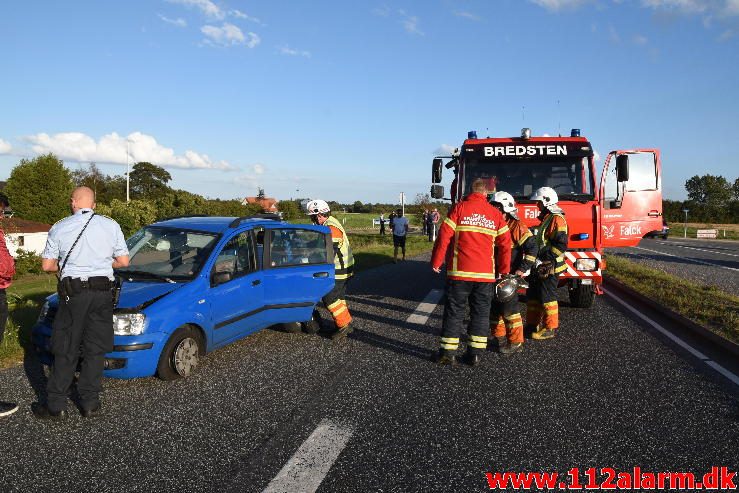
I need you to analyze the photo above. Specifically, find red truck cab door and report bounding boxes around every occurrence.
[599,149,663,248]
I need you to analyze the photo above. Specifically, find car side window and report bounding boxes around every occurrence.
[269,229,328,267]
[213,232,256,279]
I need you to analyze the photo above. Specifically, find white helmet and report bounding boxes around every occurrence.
[305,199,331,216]
[530,187,558,207]
[490,191,518,216]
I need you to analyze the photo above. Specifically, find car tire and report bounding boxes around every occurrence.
[302,309,322,335]
[281,322,303,333]
[569,284,595,308]
[157,326,204,381]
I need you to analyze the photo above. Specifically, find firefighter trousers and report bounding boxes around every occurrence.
[323,279,352,329]
[490,296,524,344]
[525,274,559,330]
[440,280,492,355]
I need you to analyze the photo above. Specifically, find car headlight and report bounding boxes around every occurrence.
[113,312,146,336]
[37,301,50,323]
[574,258,598,271]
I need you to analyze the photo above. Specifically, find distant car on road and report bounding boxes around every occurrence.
[33,214,335,380]
[644,218,670,239]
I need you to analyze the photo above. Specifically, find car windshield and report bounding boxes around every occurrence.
[119,226,219,281]
[462,158,595,202]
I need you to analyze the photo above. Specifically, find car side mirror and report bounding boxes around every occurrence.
[432,158,443,183]
[211,271,232,286]
[430,184,444,199]
[616,154,629,182]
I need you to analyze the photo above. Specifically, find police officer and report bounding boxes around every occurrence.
[306,199,355,339]
[35,186,129,419]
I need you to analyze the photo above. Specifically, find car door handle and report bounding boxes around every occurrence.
[252,279,261,286]
[313,272,329,278]
[648,211,661,217]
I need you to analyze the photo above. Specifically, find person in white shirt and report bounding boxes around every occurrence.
[392,208,409,263]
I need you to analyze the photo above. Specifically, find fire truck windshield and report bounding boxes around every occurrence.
[462,158,595,203]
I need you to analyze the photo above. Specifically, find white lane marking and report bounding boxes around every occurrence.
[262,419,353,493]
[604,289,739,387]
[406,289,444,325]
[658,242,739,258]
[632,246,739,273]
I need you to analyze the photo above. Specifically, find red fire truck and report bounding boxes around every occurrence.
[430,128,663,308]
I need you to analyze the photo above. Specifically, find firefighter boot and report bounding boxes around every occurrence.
[433,349,457,366]
[493,336,507,349]
[531,327,557,340]
[499,342,524,355]
[462,350,481,367]
[331,323,353,340]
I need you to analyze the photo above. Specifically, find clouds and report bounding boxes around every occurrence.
[166,0,224,20]
[158,14,187,27]
[279,45,311,57]
[433,144,456,156]
[15,131,236,171]
[373,7,424,35]
[0,139,12,155]
[201,23,260,47]
[454,11,483,21]
[528,0,591,11]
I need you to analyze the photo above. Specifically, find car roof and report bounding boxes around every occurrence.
[151,216,284,234]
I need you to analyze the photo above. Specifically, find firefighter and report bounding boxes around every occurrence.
[431,178,512,366]
[306,199,355,339]
[489,191,538,355]
[526,187,568,340]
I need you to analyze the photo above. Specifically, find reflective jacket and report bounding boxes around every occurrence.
[325,216,354,281]
[535,212,568,275]
[507,217,538,274]
[431,193,512,282]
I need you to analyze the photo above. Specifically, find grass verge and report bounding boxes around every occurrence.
[1,273,56,368]
[351,233,433,272]
[605,255,739,344]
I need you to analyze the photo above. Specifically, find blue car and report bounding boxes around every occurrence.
[33,214,335,380]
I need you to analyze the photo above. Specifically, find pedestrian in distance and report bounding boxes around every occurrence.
[34,186,130,420]
[488,192,538,355]
[392,208,409,263]
[0,196,20,418]
[431,208,441,242]
[431,178,512,366]
[379,213,386,236]
[306,199,355,339]
[421,209,428,235]
[526,187,568,341]
[425,210,434,242]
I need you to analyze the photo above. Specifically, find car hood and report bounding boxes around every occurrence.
[117,281,183,310]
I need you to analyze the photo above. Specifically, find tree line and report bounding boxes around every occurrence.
[663,174,739,224]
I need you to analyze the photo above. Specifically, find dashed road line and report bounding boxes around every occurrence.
[604,289,739,387]
[262,419,354,493]
[633,246,739,273]
[406,289,444,325]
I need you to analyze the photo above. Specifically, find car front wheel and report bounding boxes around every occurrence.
[157,326,204,381]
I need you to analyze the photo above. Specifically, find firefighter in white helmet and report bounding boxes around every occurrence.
[526,187,568,340]
[489,191,538,354]
[306,199,355,339]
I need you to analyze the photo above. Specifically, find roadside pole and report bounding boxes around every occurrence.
[400,192,405,217]
[682,208,689,238]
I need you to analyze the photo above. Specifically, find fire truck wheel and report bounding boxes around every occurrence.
[569,284,595,308]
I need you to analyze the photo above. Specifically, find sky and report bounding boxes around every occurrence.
[1,0,738,204]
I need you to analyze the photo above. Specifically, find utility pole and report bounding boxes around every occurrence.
[126,138,132,203]
[399,192,405,217]
[682,208,689,238]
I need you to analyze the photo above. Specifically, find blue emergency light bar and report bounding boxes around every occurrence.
[468,130,477,139]
[571,128,581,137]
[577,233,589,240]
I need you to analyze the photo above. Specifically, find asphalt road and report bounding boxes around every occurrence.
[1,253,738,492]
[610,237,739,295]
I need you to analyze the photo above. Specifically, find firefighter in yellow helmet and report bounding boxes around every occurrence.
[306,199,355,339]
[526,187,568,340]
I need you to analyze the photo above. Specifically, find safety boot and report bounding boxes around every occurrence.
[531,328,557,340]
[331,324,353,340]
[462,351,481,367]
[499,342,524,355]
[494,336,507,348]
[433,350,457,366]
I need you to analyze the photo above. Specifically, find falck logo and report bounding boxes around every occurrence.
[602,225,615,239]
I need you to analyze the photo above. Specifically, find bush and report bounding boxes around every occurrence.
[12,249,43,277]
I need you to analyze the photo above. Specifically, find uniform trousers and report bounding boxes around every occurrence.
[440,279,492,355]
[525,273,560,330]
[47,288,113,413]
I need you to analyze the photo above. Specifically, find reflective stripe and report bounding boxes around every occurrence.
[327,299,344,311]
[441,343,459,350]
[517,230,532,246]
[556,226,567,232]
[524,255,537,262]
[504,314,522,322]
[468,340,487,349]
[469,334,488,343]
[456,225,495,236]
[325,216,354,278]
[447,270,495,280]
[441,337,460,344]
[551,246,564,257]
[554,264,568,273]
[443,217,457,230]
[332,304,348,317]
[497,225,509,236]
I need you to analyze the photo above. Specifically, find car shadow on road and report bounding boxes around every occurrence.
[348,327,435,362]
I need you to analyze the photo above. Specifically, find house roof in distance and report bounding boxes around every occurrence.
[0,217,52,234]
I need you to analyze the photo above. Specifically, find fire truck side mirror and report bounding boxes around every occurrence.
[432,158,443,183]
[616,154,630,182]
[430,184,444,199]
